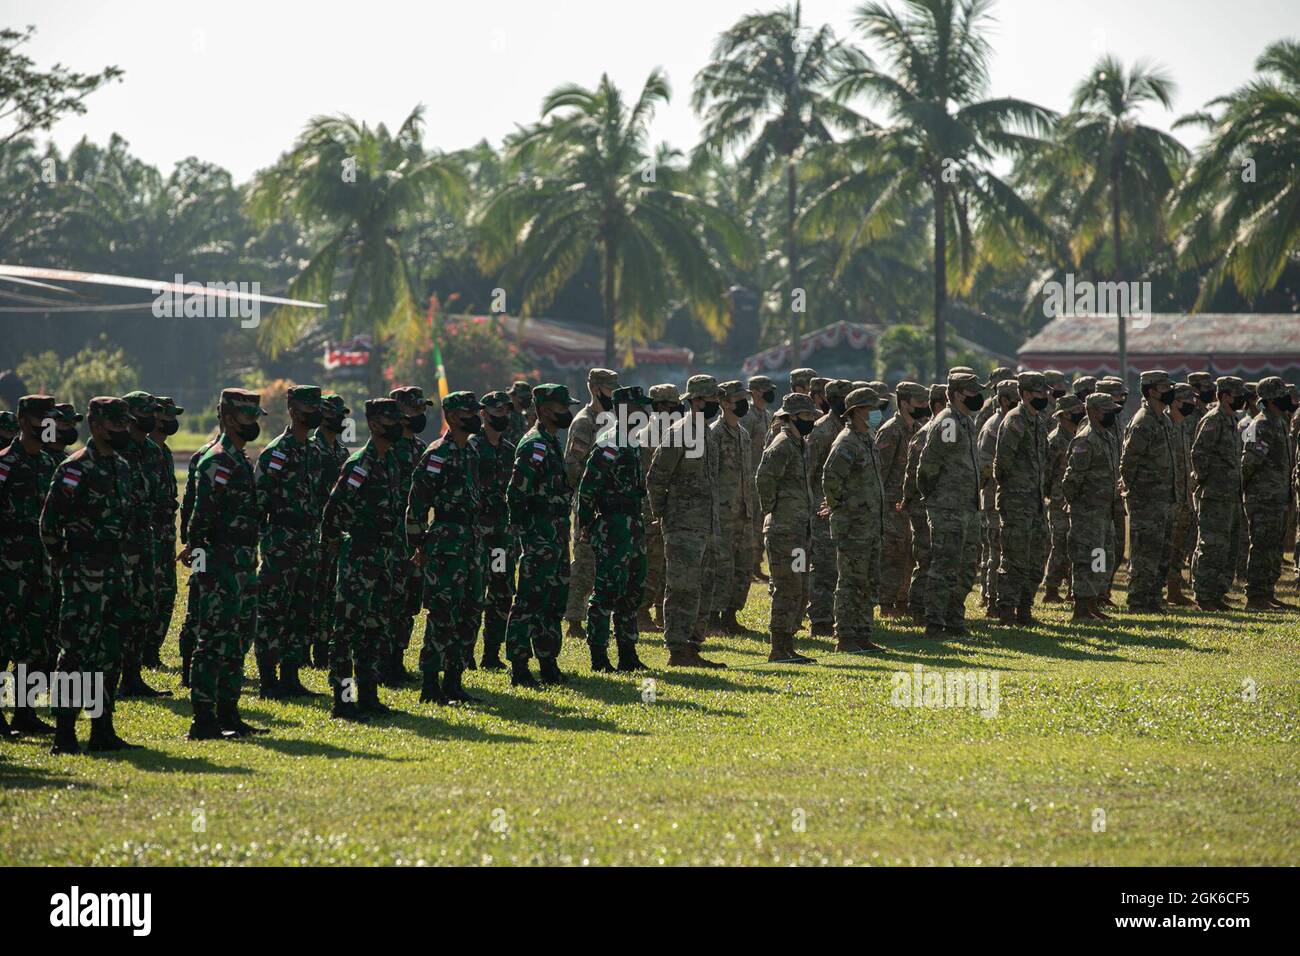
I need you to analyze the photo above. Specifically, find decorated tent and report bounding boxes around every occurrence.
[495,315,693,379]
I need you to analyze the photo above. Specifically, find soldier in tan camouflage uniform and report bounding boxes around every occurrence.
[503,380,536,449]
[757,393,820,662]
[901,384,946,622]
[1163,383,1197,606]
[790,368,816,395]
[821,386,887,653]
[805,379,852,636]
[647,375,724,668]
[1062,392,1121,621]
[743,375,777,581]
[1241,377,1296,610]
[563,368,619,639]
[977,379,1018,613]
[1191,376,1247,610]
[1095,377,1128,605]
[875,382,929,616]
[994,371,1050,623]
[1119,370,1180,611]
[711,380,754,633]
[637,383,680,632]
[1041,393,1084,602]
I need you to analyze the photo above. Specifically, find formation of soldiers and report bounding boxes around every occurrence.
[1,361,1297,753]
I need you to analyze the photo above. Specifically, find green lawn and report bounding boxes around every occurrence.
[2,572,1297,866]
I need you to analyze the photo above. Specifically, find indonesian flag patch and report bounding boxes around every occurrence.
[347,465,367,489]
[268,448,288,472]
[602,448,617,462]
[0,462,9,484]
[214,465,231,486]
[62,468,82,492]
[427,455,444,474]
[531,441,547,464]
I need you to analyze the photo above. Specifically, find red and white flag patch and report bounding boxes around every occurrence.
[214,465,231,486]
[61,468,82,492]
[427,455,444,475]
[346,464,367,489]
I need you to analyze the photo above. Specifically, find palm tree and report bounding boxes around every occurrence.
[477,70,746,368]
[246,106,466,376]
[833,0,1057,378]
[1174,40,1300,309]
[692,2,864,364]
[1054,55,1187,382]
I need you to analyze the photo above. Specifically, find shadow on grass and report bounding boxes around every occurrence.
[561,673,748,718]
[0,759,104,792]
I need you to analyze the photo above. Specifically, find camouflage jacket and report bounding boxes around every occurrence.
[1241,410,1291,506]
[755,424,812,534]
[40,443,134,562]
[917,407,980,512]
[874,413,920,504]
[151,438,179,533]
[577,435,646,535]
[180,434,220,544]
[993,404,1048,513]
[1060,423,1117,512]
[821,426,884,542]
[1120,401,1179,504]
[977,408,1006,510]
[256,427,324,538]
[469,432,515,535]
[1190,404,1243,502]
[901,420,934,512]
[120,436,163,547]
[647,413,719,534]
[310,430,350,515]
[503,407,530,449]
[1044,424,1076,511]
[507,425,571,532]
[805,412,842,508]
[322,440,402,553]
[0,441,57,545]
[407,432,481,551]
[710,416,752,520]
[563,403,603,490]
[189,434,260,570]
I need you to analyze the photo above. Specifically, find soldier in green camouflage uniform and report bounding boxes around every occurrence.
[386,385,433,685]
[1095,377,1128,605]
[577,385,653,672]
[1165,383,1197,606]
[1041,394,1084,602]
[42,397,140,753]
[308,394,351,667]
[0,410,17,447]
[1119,371,1180,611]
[117,391,169,698]
[993,372,1050,624]
[1191,376,1247,610]
[874,382,928,616]
[821,386,888,653]
[41,403,83,667]
[564,369,620,639]
[408,391,483,704]
[637,384,681,632]
[710,380,754,633]
[0,395,58,737]
[178,424,221,687]
[901,384,946,622]
[254,384,325,698]
[1241,377,1296,610]
[756,392,820,663]
[503,380,535,449]
[183,389,269,739]
[805,379,852,636]
[505,384,582,686]
[143,396,183,668]
[472,391,517,670]
[1061,392,1121,620]
[322,398,406,719]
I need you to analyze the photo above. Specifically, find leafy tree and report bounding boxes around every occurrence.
[16,338,138,413]
[0,26,122,148]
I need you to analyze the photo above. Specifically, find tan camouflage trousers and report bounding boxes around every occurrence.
[766,529,810,638]
[1043,503,1071,592]
[1245,502,1286,600]
[1166,501,1192,587]
[925,508,980,628]
[639,519,665,617]
[1192,496,1239,602]
[807,513,837,627]
[712,509,750,613]
[662,529,715,648]
[996,508,1047,610]
[1068,508,1109,598]
[1126,496,1172,607]
[833,535,880,641]
[906,506,930,616]
[980,509,1001,606]
[564,518,596,623]
[879,506,912,607]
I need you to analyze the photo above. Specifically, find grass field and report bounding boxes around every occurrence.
[2,571,1298,866]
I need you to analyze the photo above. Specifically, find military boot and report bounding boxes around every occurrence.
[834,634,862,653]
[510,659,539,688]
[809,622,834,638]
[1267,597,1296,610]
[117,658,171,698]
[49,710,81,754]
[589,644,615,673]
[1041,586,1063,604]
[11,706,55,735]
[666,644,694,667]
[218,700,269,737]
[787,637,817,664]
[1089,598,1112,620]
[1245,596,1276,611]
[637,608,662,633]
[767,634,795,663]
[1071,598,1091,622]
[180,651,193,688]
[922,624,946,639]
[1166,576,1194,607]
[441,668,480,704]
[538,656,568,685]
[1016,604,1037,626]
[565,619,587,641]
[0,709,14,740]
[480,644,507,670]
[256,655,285,700]
[615,640,648,672]
[420,671,448,705]
[88,711,141,752]
[278,662,319,698]
[142,646,163,669]
[358,680,395,717]
[716,609,742,634]
[330,684,368,722]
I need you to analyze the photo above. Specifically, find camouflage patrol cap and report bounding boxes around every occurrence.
[613,385,653,407]
[1085,392,1119,413]
[747,375,775,392]
[155,396,184,416]
[0,410,18,433]
[789,368,817,389]
[995,379,1020,399]
[1138,369,1171,387]
[1186,371,1213,388]
[867,381,889,397]
[480,390,511,409]
[843,386,885,414]
[18,394,56,418]
[88,396,131,423]
[989,366,1014,387]
[1072,375,1097,396]
[390,385,433,409]
[718,380,747,401]
[895,381,928,402]
[685,374,720,400]
[1095,379,1124,397]
[1043,370,1068,392]
[948,370,983,392]
[287,384,323,407]
[825,379,854,401]
[53,402,83,424]
[322,393,350,416]
[533,383,581,406]
[774,392,819,418]
[1244,381,1258,398]
[1256,376,1287,401]
[509,380,533,398]
[441,390,482,413]
[122,391,158,416]
[364,397,403,420]
[1016,371,1047,391]
[1172,382,1195,400]
[649,383,681,403]
[1215,375,1245,393]
[220,388,268,416]
[1055,394,1084,414]
[587,368,620,388]
[810,376,830,393]
[928,384,947,403]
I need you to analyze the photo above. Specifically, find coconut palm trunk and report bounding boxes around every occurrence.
[931,171,947,381]
[1111,169,1126,384]
[786,158,801,365]
[601,230,617,369]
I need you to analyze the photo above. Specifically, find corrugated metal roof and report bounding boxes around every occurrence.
[1019,314,1300,358]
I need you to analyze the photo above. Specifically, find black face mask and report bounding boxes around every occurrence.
[56,427,78,445]
[829,398,846,418]
[238,422,261,442]
[879,400,891,415]
[133,415,156,434]
[487,414,510,433]
[1052,390,1067,400]
[733,400,749,419]
[461,415,482,435]
[407,413,427,434]
[963,393,984,412]
[793,417,815,437]
[161,419,179,436]
[762,390,776,404]
[302,410,324,428]
[106,428,131,451]
[378,423,403,442]
[1198,390,1215,405]
[702,401,720,420]
[1279,397,1298,414]
[597,393,614,412]
[1178,402,1196,417]
[1069,411,1086,426]
[1100,411,1117,429]
[1157,389,1174,407]
[911,405,932,422]
[1030,396,1050,411]
[1230,395,1247,412]
[322,417,345,435]
[553,409,575,429]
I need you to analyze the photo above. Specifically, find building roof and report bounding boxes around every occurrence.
[489,315,692,371]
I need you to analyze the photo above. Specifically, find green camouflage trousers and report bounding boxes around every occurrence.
[479,531,517,657]
[564,523,596,622]
[639,519,665,617]
[1166,502,1192,588]
[122,544,155,669]
[505,521,569,662]
[765,529,808,639]
[1126,497,1172,606]
[663,529,716,647]
[329,540,397,689]
[256,528,316,666]
[833,536,880,641]
[980,509,1001,606]
[417,525,478,677]
[191,561,256,710]
[879,507,912,607]
[807,513,837,627]
[309,543,338,652]
[149,527,177,655]
[1043,504,1070,591]
[925,507,980,628]
[1245,503,1286,600]
[54,554,129,710]
[1192,496,1239,602]
[0,543,51,666]
[906,506,931,616]
[586,518,647,647]
[390,541,422,652]
[178,570,203,663]
[1068,509,1109,599]
[712,510,750,613]
[996,509,1047,611]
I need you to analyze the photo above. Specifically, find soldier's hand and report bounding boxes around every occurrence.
[412,549,426,568]
[817,504,830,518]
[895,500,905,512]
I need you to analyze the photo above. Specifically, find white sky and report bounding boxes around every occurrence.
[9,0,1300,182]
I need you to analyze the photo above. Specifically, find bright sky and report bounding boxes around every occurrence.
[11,0,1300,182]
